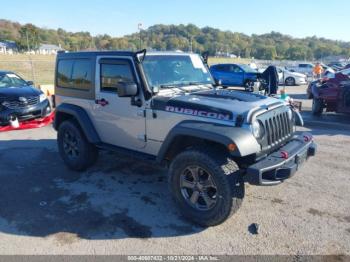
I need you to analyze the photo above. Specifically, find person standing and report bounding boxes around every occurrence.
[313,63,324,80]
[262,65,279,95]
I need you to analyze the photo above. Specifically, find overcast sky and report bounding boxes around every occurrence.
[2,0,350,41]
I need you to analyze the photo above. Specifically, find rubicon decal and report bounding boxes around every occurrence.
[165,106,231,121]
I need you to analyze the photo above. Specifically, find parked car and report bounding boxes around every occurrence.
[0,71,51,126]
[320,63,336,75]
[288,63,314,77]
[209,63,259,91]
[327,62,346,71]
[277,67,307,86]
[53,50,316,227]
[310,68,350,116]
[306,70,336,99]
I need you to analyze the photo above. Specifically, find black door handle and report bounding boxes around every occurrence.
[95,98,109,107]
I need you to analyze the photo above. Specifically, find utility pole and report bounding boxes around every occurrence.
[138,23,143,50]
[26,30,30,52]
[190,36,193,53]
[90,35,94,50]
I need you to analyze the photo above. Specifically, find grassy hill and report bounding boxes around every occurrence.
[0,54,56,85]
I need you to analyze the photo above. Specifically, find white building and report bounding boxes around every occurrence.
[0,41,18,54]
[38,44,63,55]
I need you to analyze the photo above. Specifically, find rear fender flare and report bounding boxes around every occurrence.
[54,103,101,144]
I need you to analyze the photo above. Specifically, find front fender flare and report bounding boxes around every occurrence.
[156,121,261,162]
[311,83,321,98]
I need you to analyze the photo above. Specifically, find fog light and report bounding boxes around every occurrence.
[304,135,312,142]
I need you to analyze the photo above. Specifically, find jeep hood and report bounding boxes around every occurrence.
[152,89,284,123]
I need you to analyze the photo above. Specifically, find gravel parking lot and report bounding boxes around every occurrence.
[0,85,349,255]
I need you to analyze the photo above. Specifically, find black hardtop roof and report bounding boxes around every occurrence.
[57,50,136,59]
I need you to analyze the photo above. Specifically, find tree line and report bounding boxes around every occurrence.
[1,19,350,60]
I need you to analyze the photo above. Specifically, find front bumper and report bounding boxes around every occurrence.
[295,78,308,85]
[244,132,317,186]
[0,99,51,126]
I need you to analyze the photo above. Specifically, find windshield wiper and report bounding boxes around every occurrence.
[160,84,177,89]
[160,84,192,93]
[159,82,213,93]
[188,82,213,86]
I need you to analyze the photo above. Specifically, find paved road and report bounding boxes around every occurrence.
[0,90,349,255]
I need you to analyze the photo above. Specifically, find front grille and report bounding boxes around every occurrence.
[257,107,294,152]
[0,96,40,110]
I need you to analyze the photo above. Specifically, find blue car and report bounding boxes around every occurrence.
[210,64,259,90]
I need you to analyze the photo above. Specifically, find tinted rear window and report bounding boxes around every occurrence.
[57,59,92,90]
[57,60,73,88]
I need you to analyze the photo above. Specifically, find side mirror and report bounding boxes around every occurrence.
[214,79,222,87]
[27,81,34,86]
[152,86,160,94]
[117,82,138,97]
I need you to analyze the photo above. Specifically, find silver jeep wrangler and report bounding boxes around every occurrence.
[53,50,316,226]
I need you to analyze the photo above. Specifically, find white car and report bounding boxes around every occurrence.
[287,63,314,77]
[277,67,308,86]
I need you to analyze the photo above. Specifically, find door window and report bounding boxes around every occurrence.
[100,62,135,93]
[214,65,231,72]
[230,65,243,73]
[341,69,350,77]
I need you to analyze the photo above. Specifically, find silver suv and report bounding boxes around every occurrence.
[54,50,316,226]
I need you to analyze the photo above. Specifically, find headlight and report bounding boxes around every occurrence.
[252,120,265,139]
[1,101,10,108]
[39,93,47,103]
[287,107,293,121]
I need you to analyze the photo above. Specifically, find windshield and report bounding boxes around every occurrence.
[142,54,214,88]
[239,64,257,73]
[341,69,350,77]
[0,73,28,88]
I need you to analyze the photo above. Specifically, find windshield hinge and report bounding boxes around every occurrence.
[137,109,146,118]
[137,134,147,142]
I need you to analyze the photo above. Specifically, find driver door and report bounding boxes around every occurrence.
[229,65,244,86]
[336,70,350,113]
[91,57,146,150]
[338,84,350,113]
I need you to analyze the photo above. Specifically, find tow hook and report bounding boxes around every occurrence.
[9,115,19,128]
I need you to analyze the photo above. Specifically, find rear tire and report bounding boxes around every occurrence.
[168,146,244,227]
[58,120,98,171]
[312,98,324,116]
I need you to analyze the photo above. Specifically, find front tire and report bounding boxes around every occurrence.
[168,147,244,227]
[58,120,98,171]
[312,98,324,116]
[244,80,255,92]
